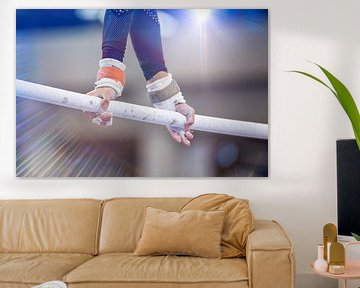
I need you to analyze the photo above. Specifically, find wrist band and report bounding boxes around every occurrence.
[148,79,181,104]
[146,73,173,92]
[97,66,125,86]
[95,58,126,98]
[99,58,126,71]
[147,74,186,111]
[95,78,124,99]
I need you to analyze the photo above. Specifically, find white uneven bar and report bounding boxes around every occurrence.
[16,79,268,139]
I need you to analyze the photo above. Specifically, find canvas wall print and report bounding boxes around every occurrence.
[16,9,268,177]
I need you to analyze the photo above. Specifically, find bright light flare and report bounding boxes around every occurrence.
[193,9,212,23]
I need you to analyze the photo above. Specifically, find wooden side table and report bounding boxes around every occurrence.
[311,242,360,288]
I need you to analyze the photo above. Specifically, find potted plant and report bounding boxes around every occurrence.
[291,64,360,241]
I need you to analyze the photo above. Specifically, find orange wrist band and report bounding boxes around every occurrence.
[97,67,126,86]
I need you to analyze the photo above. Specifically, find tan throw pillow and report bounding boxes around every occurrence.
[134,207,225,258]
[181,194,254,258]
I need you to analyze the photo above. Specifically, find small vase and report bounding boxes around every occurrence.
[314,244,328,272]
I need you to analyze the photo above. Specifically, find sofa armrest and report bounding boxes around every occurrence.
[246,220,295,288]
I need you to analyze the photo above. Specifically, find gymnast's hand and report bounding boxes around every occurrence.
[146,72,195,147]
[84,87,115,127]
[167,103,195,147]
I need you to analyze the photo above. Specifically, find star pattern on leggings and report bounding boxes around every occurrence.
[113,9,159,23]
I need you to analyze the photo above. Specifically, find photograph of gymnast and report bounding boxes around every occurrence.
[16,9,268,177]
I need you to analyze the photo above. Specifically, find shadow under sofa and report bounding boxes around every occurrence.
[0,198,295,288]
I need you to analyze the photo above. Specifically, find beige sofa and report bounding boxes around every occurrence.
[0,198,295,288]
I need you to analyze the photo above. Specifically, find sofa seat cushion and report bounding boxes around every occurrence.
[0,253,93,285]
[64,253,248,285]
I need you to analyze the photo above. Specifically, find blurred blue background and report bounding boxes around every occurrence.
[16,9,268,177]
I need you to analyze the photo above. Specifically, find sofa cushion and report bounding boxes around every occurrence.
[0,284,33,288]
[181,194,254,258]
[67,282,249,288]
[99,198,190,253]
[134,207,225,258]
[0,253,93,285]
[64,253,248,284]
[0,199,102,254]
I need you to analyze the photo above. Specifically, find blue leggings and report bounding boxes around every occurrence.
[102,9,168,80]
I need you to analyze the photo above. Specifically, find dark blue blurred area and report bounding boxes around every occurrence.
[16,9,100,30]
[17,9,268,31]
[218,9,268,21]
[163,9,268,30]
[162,9,267,19]
[219,9,268,30]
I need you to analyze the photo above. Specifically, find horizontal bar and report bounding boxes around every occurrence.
[16,79,268,139]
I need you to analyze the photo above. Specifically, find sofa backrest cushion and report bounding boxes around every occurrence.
[0,199,102,254]
[99,198,189,253]
[181,194,254,258]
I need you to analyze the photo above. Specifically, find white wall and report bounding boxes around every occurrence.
[1,1,359,287]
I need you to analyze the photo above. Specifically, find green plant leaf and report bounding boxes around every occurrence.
[288,70,337,99]
[316,65,360,150]
[353,127,360,150]
[351,232,360,241]
[289,64,360,150]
